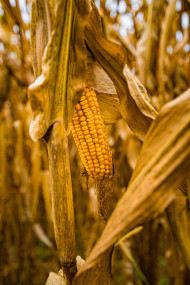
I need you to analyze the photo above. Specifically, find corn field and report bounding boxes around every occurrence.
[0,0,190,284]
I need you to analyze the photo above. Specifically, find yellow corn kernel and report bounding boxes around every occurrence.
[80,116,86,122]
[82,104,89,110]
[82,126,88,131]
[86,138,92,143]
[78,110,83,116]
[76,104,81,110]
[85,134,91,139]
[83,130,89,135]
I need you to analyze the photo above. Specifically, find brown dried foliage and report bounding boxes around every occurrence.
[0,0,190,285]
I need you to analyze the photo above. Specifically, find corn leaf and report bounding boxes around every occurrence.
[167,191,190,269]
[73,88,190,284]
[28,0,89,141]
[86,56,121,124]
[85,5,158,141]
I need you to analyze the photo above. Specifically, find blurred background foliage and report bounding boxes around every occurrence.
[0,0,189,284]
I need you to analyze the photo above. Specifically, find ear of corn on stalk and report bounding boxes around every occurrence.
[71,87,113,179]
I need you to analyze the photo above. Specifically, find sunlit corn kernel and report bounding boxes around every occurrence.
[73,117,78,122]
[88,102,94,107]
[87,121,94,126]
[105,165,110,170]
[80,100,88,106]
[105,170,110,174]
[98,157,104,162]
[83,111,92,117]
[96,151,102,156]
[95,124,102,130]
[104,160,109,165]
[73,112,77,117]
[95,168,100,172]
[85,92,91,97]
[100,165,105,169]
[81,142,87,146]
[81,121,87,126]
[88,147,95,152]
[83,130,89,135]
[82,126,88,131]
[80,116,86,121]
[97,129,102,134]
[78,135,84,139]
[78,110,83,116]
[86,155,91,160]
[74,123,80,128]
[89,128,95,132]
[82,104,89,110]
[75,104,81,110]
[86,122,94,127]
[104,155,109,159]
[85,135,91,139]
[80,96,86,101]
[94,164,99,168]
[94,119,99,124]
[96,147,101,152]
[86,138,93,143]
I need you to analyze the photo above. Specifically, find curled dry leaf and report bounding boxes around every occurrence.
[85,5,158,141]
[73,88,190,284]
[45,272,67,285]
[28,0,89,141]
[86,56,121,124]
[167,191,190,270]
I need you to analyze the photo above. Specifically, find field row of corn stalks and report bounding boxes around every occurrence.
[0,0,190,284]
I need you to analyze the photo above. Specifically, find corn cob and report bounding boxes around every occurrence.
[71,87,113,179]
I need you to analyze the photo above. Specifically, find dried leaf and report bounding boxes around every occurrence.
[97,92,121,124]
[48,122,77,282]
[167,191,190,269]
[158,0,177,104]
[46,272,67,285]
[85,6,158,141]
[86,56,121,124]
[41,170,52,223]
[73,88,190,284]
[29,0,89,141]
[33,223,54,249]
[30,0,51,78]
